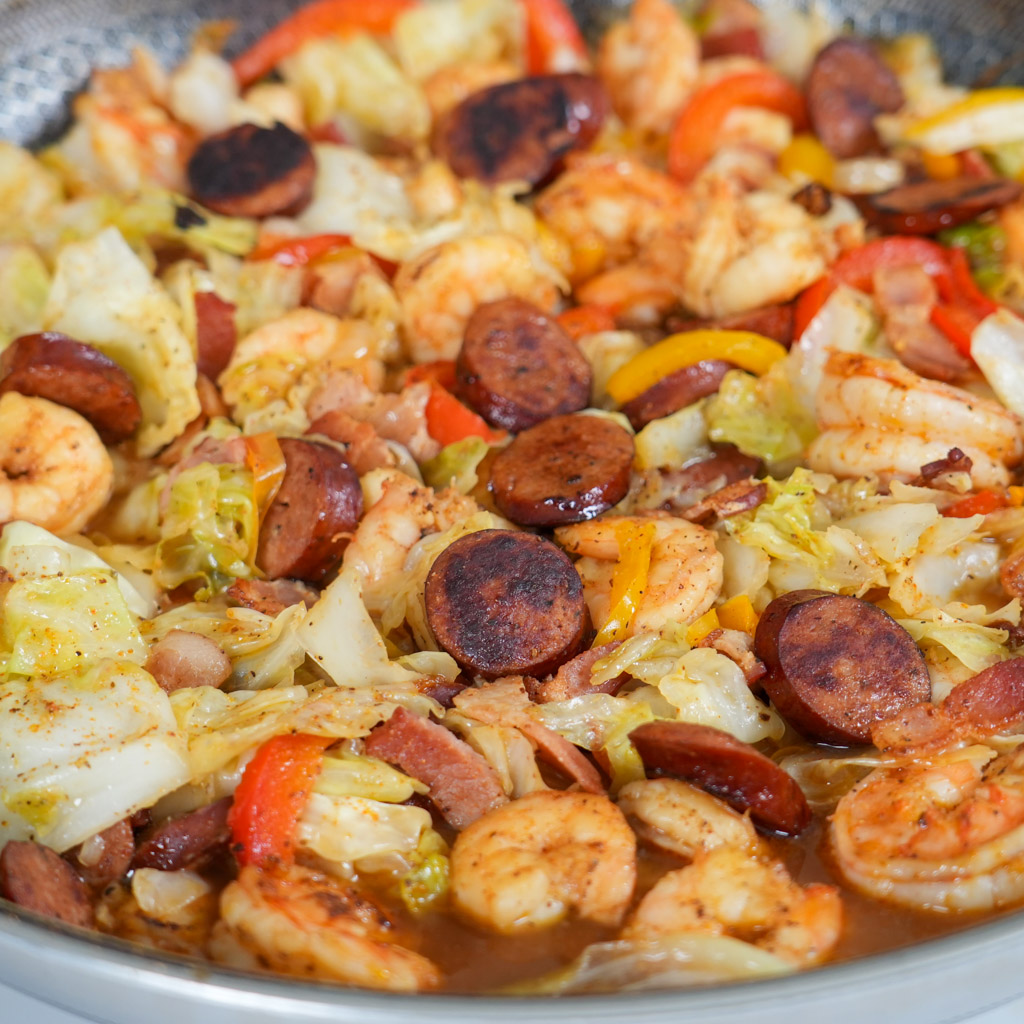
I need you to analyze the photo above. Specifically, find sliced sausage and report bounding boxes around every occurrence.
[942,657,1024,737]
[66,820,134,889]
[629,721,811,836]
[187,122,316,218]
[680,477,767,525]
[859,176,1022,235]
[416,673,469,708]
[256,438,363,584]
[194,291,237,380]
[364,706,508,829]
[0,841,94,927]
[806,38,905,159]
[753,589,931,745]
[425,529,588,679]
[618,359,734,431]
[655,444,764,515]
[490,414,634,527]
[0,332,141,444]
[132,798,232,872]
[436,73,609,187]
[518,721,606,794]
[666,305,795,348]
[525,642,628,702]
[225,577,321,616]
[695,627,767,687]
[701,27,764,60]
[145,630,233,692]
[455,297,592,432]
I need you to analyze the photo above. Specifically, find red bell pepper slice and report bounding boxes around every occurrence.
[668,70,808,183]
[944,489,1009,518]
[250,232,355,266]
[424,384,506,447]
[401,359,458,391]
[556,303,617,341]
[520,0,588,74]
[228,733,333,867]
[232,0,418,87]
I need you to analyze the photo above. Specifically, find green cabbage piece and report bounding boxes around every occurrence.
[44,227,201,456]
[705,364,816,467]
[422,436,490,493]
[898,610,1010,673]
[2,570,146,678]
[0,244,49,348]
[156,461,258,598]
[0,143,64,243]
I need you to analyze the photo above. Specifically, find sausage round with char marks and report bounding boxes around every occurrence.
[629,721,811,836]
[256,438,363,584]
[859,176,1022,235]
[425,529,588,679]
[132,798,232,872]
[0,841,94,927]
[194,291,238,381]
[187,122,316,218]
[436,73,609,186]
[754,589,931,745]
[806,38,905,159]
[490,414,634,527]
[455,297,592,432]
[618,360,734,430]
[0,332,141,444]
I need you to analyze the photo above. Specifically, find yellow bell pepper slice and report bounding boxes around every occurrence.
[243,431,287,514]
[593,520,656,646]
[717,594,758,634]
[906,88,1024,155]
[778,134,835,187]
[606,330,788,405]
[685,608,720,645]
[920,149,961,181]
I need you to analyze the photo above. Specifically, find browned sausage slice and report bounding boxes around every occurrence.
[132,798,232,872]
[195,291,238,380]
[618,360,734,430]
[364,706,508,829]
[525,641,628,702]
[455,297,592,432]
[425,529,588,679]
[807,38,905,159]
[256,438,363,584]
[667,305,795,348]
[490,414,634,527]
[0,332,142,444]
[754,589,930,745]
[436,73,609,186]
[629,721,811,836]
[225,577,321,616]
[859,176,1022,235]
[66,820,134,889]
[0,840,94,927]
[943,656,1024,736]
[187,122,316,218]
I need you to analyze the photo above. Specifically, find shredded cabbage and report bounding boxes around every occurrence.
[634,401,711,471]
[898,610,1010,674]
[0,243,49,347]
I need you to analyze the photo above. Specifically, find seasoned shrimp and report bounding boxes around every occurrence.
[622,845,842,968]
[449,790,637,934]
[535,154,697,284]
[617,778,759,859]
[0,392,114,534]
[806,351,1024,487]
[596,0,700,136]
[394,233,562,363]
[554,514,723,636]
[209,864,441,991]
[343,469,477,614]
[831,743,1024,912]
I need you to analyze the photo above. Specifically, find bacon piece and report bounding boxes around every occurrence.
[225,578,320,616]
[364,707,508,829]
[307,408,396,476]
[416,674,469,709]
[913,446,973,487]
[696,627,767,687]
[0,841,94,927]
[518,721,605,793]
[525,643,628,703]
[195,292,237,381]
[145,630,232,692]
[681,478,767,524]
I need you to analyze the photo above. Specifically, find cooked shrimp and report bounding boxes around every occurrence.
[622,845,842,967]
[596,0,700,136]
[830,743,1024,912]
[394,232,562,363]
[554,514,723,636]
[343,469,477,615]
[617,778,760,859]
[209,863,441,991]
[449,789,637,934]
[806,351,1024,487]
[218,308,388,424]
[535,154,696,284]
[0,392,114,534]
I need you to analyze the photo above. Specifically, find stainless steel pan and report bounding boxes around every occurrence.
[0,1,1023,1021]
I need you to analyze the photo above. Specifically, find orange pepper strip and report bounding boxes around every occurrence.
[232,0,418,87]
[593,521,656,646]
[242,432,287,514]
[424,384,506,447]
[944,489,1009,518]
[556,303,617,341]
[227,733,333,867]
[668,70,808,184]
[401,360,458,391]
[519,0,588,74]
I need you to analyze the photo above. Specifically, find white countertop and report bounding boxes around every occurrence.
[5,984,1024,1024]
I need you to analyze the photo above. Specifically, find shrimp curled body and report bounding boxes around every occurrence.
[830,743,1024,912]
[209,864,441,991]
[449,789,637,934]
[0,392,114,534]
